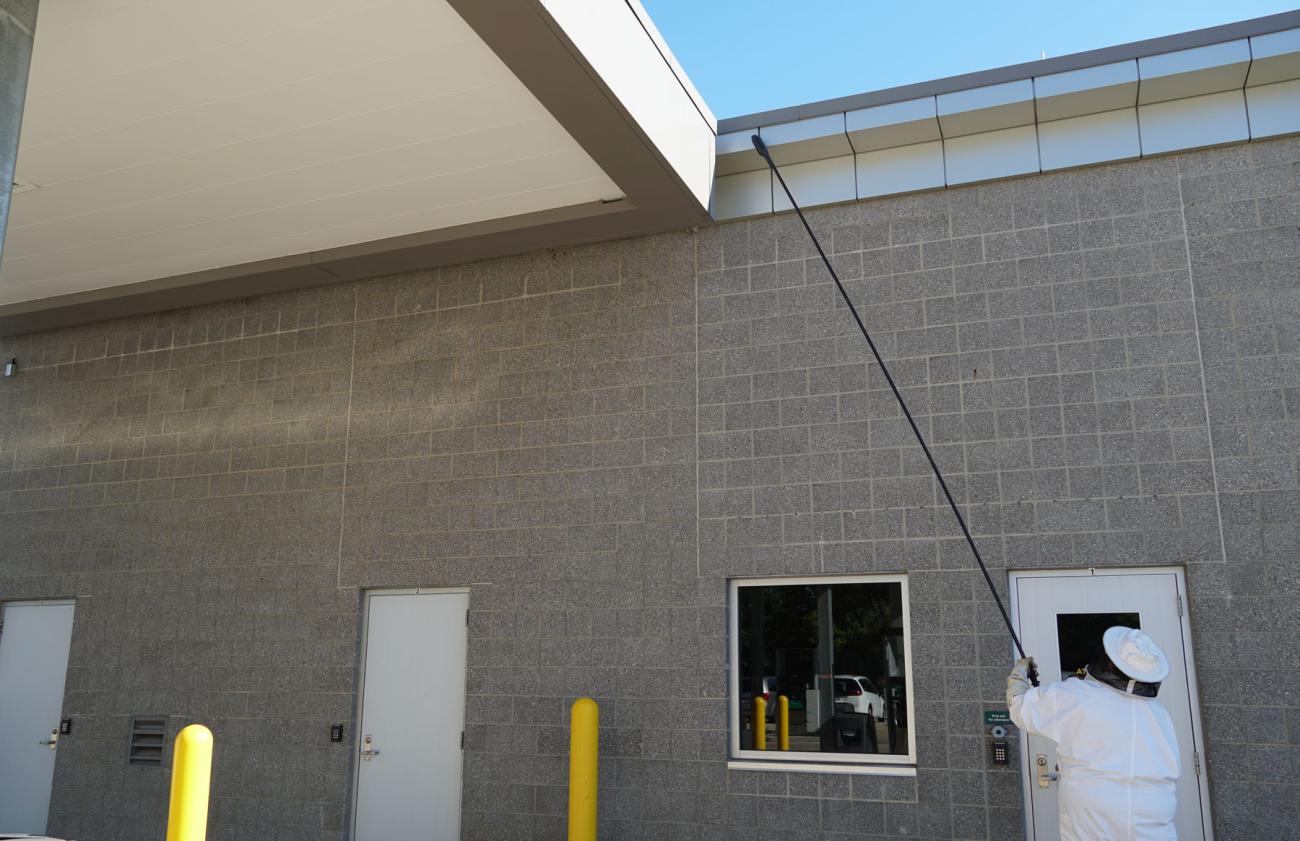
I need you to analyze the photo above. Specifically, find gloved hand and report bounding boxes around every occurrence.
[1007,657,1038,703]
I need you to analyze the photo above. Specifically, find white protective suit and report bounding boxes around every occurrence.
[1009,670,1180,841]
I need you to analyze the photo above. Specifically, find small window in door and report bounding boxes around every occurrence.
[1055,612,1139,681]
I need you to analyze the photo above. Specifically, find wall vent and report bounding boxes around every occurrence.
[128,716,166,765]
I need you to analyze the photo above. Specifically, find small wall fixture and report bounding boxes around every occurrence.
[2,359,15,377]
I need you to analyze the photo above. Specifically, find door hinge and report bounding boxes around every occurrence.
[1176,594,1183,617]
[460,731,465,750]
[1193,750,1200,775]
[466,611,470,627]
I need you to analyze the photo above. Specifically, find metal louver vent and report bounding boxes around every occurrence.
[128,716,166,765]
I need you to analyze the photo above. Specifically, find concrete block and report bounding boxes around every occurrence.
[1034,60,1139,121]
[943,125,1039,185]
[773,155,856,212]
[1138,39,1251,104]
[846,97,941,152]
[1247,27,1300,86]
[856,140,945,198]
[1038,109,1141,171]
[938,80,1035,137]
[712,170,772,220]
[1247,78,1300,138]
[716,129,766,175]
[762,113,852,165]
[1138,90,1249,155]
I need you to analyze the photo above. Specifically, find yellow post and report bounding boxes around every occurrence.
[165,724,213,841]
[753,696,766,750]
[778,695,789,751]
[568,698,598,841]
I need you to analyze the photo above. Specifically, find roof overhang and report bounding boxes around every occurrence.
[0,0,715,335]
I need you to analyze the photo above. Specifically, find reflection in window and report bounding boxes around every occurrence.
[732,576,912,763]
[1056,612,1140,681]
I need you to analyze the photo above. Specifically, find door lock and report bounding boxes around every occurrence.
[1036,754,1059,788]
[360,734,380,761]
[39,728,59,750]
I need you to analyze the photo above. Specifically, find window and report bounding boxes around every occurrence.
[729,575,914,768]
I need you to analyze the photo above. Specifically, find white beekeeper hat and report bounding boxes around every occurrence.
[1103,626,1170,683]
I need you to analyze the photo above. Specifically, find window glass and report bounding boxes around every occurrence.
[1056,612,1140,681]
[733,577,911,762]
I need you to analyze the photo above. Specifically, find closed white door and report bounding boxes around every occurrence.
[352,590,469,841]
[0,600,76,834]
[1010,569,1212,841]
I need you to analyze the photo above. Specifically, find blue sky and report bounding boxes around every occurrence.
[641,1,1298,119]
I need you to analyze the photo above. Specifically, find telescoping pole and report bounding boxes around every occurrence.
[751,135,1034,676]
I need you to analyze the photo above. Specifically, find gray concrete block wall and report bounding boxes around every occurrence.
[0,287,360,841]
[1177,139,1300,840]
[695,151,1234,840]
[0,138,1297,840]
[333,234,702,841]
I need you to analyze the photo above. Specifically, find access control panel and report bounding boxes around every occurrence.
[988,722,1010,766]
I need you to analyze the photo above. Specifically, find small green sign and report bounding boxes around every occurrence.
[984,710,1011,726]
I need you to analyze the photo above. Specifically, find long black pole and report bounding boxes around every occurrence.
[752,134,1032,667]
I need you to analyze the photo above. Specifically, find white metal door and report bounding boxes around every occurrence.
[0,600,75,834]
[352,590,468,841]
[1009,569,1212,841]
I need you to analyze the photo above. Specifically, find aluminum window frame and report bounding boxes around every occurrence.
[727,573,917,770]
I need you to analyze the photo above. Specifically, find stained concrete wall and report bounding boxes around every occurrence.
[0,137,1296,841]
[0,0,36,264]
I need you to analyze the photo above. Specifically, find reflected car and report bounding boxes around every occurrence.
[833,675,885,720]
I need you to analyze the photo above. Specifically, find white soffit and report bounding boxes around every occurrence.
[1,0,714,316]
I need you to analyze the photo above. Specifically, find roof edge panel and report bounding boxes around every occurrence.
[718,9,1300,132]
[451,0,716,216]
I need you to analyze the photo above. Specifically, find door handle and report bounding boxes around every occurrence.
[1036,754,1059,788]
[360,734,380,761]
[39,728,58,749]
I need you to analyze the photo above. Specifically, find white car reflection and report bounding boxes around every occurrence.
[833,674,886,721]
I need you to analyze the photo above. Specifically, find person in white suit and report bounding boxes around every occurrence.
[1007,627,1181,841]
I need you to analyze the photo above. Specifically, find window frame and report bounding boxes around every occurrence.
[727,573,917,769]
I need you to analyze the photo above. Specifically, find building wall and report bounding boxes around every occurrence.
[0,137,1296,841]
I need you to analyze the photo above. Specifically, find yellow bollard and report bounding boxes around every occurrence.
[753,696,766,750]
[778,695,789,751]
[568,698,598,841]
[165,724,213,841]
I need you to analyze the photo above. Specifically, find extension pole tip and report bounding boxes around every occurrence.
[751,134,770,160]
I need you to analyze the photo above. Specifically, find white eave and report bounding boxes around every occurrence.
[712,10,1300,220]
[0,0,715,334]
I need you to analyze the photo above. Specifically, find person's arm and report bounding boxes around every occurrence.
[1007,659,1070,742]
